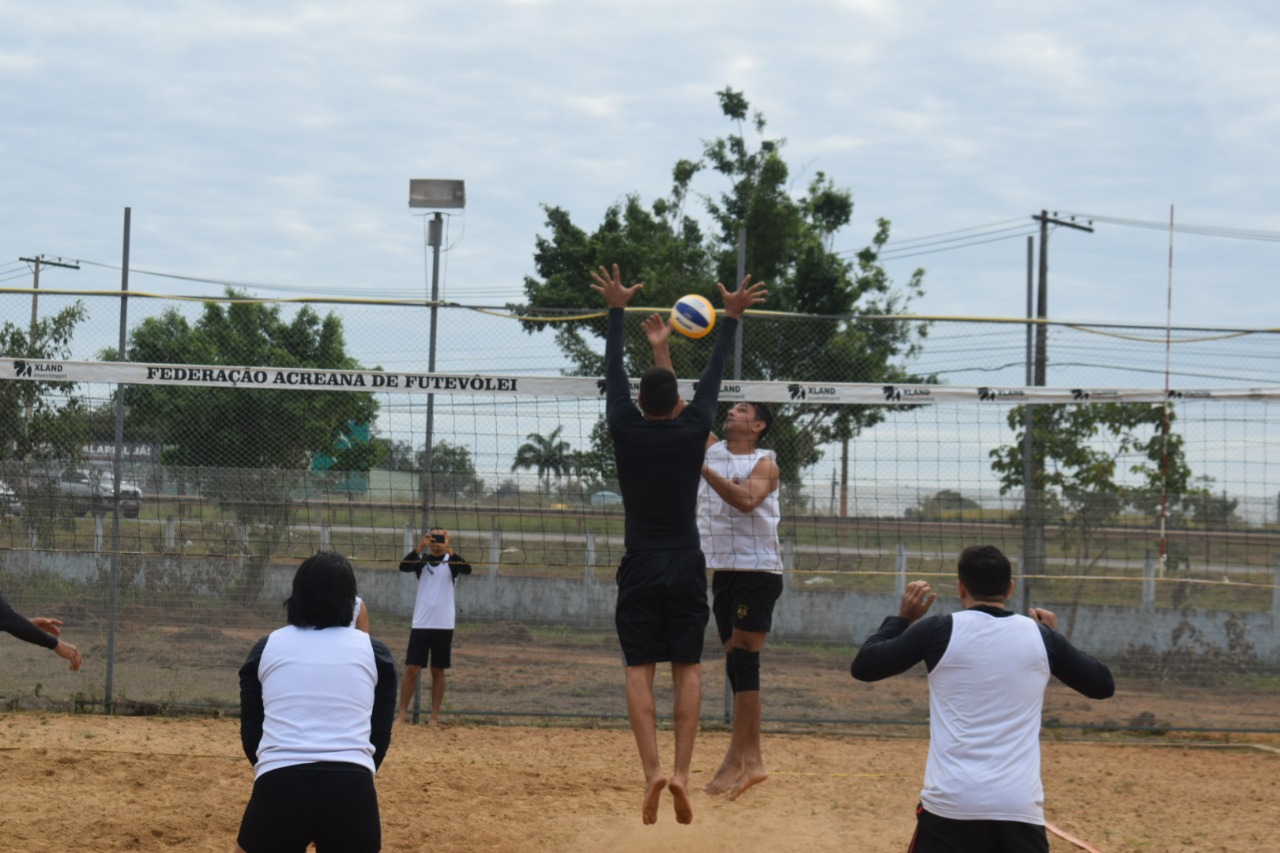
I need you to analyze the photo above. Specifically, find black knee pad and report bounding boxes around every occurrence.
[728,647,760,693]
[725,654,738,692]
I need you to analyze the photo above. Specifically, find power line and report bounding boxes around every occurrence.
[878,229,1038,262]
[1059,212,1280,242]
[880,217,1029,247]
[837,220,1035,260]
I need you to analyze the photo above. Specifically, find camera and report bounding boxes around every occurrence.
[431,533,446,543]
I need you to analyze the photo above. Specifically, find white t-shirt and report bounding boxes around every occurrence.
[253,625,379,778]
[696,442,782,573]
[922,609,1051,824]
[411,555,461,629]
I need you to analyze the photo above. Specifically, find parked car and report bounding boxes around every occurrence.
[589,490,623,507]
[0,479,20,516]
[57,469,142,518]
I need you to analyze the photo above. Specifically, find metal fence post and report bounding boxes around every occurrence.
[895,541,907,598]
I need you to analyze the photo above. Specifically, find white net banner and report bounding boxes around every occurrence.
[6,358,1279,405]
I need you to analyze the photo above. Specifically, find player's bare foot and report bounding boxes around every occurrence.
[669,776,694,824]
[642,774,668,825]
[703,759,741,795]
[728,765,768,801]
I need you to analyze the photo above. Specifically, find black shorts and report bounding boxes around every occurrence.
[405,628,454,669]
[615,547,709,666]
[908,804,1049,853]
[237,762,381,853]
[712,570,784,643]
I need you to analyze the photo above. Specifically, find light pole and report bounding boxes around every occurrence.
[407,179,465,725]
[1021,211,1093,612]
[408,179,466,536]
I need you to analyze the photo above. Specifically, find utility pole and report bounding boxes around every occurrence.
[17,255,80,443]
[18,255,80,349]
[1030,212,1093,385]
[1022,212,1093,607]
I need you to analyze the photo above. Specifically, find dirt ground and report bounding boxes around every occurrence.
[1,714,1277,853]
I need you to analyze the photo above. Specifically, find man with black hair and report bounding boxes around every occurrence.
[236,551,397,853]
[645,314,782,801]
[397,527,472,726]
[851,544,1115,853]
[593,264,766,826]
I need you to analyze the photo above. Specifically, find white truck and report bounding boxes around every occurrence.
[58,468,142,518]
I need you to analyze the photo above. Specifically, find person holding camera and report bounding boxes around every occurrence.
[396,527,472,725]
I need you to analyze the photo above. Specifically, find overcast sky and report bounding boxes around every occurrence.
[3,0,1278,359]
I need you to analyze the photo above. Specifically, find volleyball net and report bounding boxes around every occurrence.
[2,359,1278,731]
[1,291,1278,731]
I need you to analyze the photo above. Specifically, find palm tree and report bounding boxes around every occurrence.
[511,426,572,496]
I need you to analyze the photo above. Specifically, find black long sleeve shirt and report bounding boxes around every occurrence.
[605,307,739,551]
[851,605,1116,699]
[0,591,58,650]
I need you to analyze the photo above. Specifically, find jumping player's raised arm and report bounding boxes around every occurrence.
[591,264,645,424]
[685,276,768,426]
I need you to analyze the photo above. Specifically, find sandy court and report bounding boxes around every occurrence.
[1,714,1277,852]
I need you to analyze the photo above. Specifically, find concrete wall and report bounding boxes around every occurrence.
[8,548,1276,666]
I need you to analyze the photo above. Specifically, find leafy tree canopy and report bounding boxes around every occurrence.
[120,291,379,473]
[0,302,89,465]
[517,88,930,478]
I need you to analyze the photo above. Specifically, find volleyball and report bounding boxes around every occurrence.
[670,294,716,339]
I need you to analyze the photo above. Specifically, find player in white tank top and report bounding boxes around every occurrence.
[645,311,785,804]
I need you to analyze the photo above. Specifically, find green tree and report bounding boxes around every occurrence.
[1186,476,1239,529]
[911,489,982,520]
[121,292,379,603]
[373,438,416,472]
[991,402,1197,629]
[573,418,617,485]
[0,303,90,543]
[417,441,484,502]
[517,88,929,483]
[511,426,573,495]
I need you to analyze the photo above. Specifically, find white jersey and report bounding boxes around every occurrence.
[253,625,379,779]
[696,442,782,573]
[412,555,461,629]
[922,609,1051,824]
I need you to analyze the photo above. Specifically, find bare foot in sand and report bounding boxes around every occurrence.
[642,775,668,825]
[704,759,742,796]
[728,765,768,801]
[669,777,693,824]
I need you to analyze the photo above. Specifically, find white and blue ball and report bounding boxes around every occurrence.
[670,294,716,339]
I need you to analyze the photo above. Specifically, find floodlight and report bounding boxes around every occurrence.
[409,179,466,209]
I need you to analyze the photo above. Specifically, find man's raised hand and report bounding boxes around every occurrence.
[590,264,644,308]
[718,275,768,319]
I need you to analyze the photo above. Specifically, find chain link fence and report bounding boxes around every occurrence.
[2,289,1278,731]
